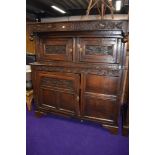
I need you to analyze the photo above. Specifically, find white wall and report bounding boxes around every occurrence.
[41,14,128,23]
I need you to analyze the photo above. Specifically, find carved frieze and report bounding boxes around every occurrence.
[74,21,125,31]
[29,20,128,33]
[36,66,120,77]
[41,77,73,90]
[31,23,74,32]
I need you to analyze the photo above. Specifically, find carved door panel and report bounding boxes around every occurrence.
[36,71,80,115]
[81,73,120,124]
[37,37,73,62]
[78,38,120,63]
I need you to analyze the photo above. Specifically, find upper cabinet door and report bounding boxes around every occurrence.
[37,37,73,62]
[78,38,120,63]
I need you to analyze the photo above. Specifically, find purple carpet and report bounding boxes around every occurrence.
[26,106,129,155]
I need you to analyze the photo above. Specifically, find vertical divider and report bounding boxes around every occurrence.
[72,37,76,62]
[80,73,85,116]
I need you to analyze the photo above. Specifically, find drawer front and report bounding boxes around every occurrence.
[35,71,80,115]
[79,38,120,63]
[37,37,73,62]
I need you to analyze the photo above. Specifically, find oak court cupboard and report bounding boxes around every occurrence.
[28,20,128,134]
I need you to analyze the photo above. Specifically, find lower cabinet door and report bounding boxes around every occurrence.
[81,73,120,124]
[36,71,80,115]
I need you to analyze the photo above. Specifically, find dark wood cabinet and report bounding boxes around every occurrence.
[30,20,128,134]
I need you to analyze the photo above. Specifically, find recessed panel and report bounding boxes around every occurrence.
[85,45,113,56]
[85,74,119,95]
[40,88,57,108]
[58,92,75,113]
[79,38,118,63]
[45,45,66,55]
[84,95,117,121]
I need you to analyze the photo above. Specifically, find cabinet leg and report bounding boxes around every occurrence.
[35,111,45,118]
[122,126,129,136]
[102,124,118,135]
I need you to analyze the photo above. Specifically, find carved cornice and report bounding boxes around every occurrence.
[28,20,128,33]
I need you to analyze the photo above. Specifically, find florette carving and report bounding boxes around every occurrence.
[29,21,128,33]
[85,45,113,55]
[41,77,73,89]
[36,66,120,77]
[74,21,124,30]
[45,45,66,54]
[31,23,74,32]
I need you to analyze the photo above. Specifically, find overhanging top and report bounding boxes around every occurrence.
[28,20,128,33]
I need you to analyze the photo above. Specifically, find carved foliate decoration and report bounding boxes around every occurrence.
[30,23,74,32]
[74,21,125,31]
[85,45,113,55]
[45,45,66,54]
[41,77,73,90]
[36,66,120,77]
[29,21,128,33]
